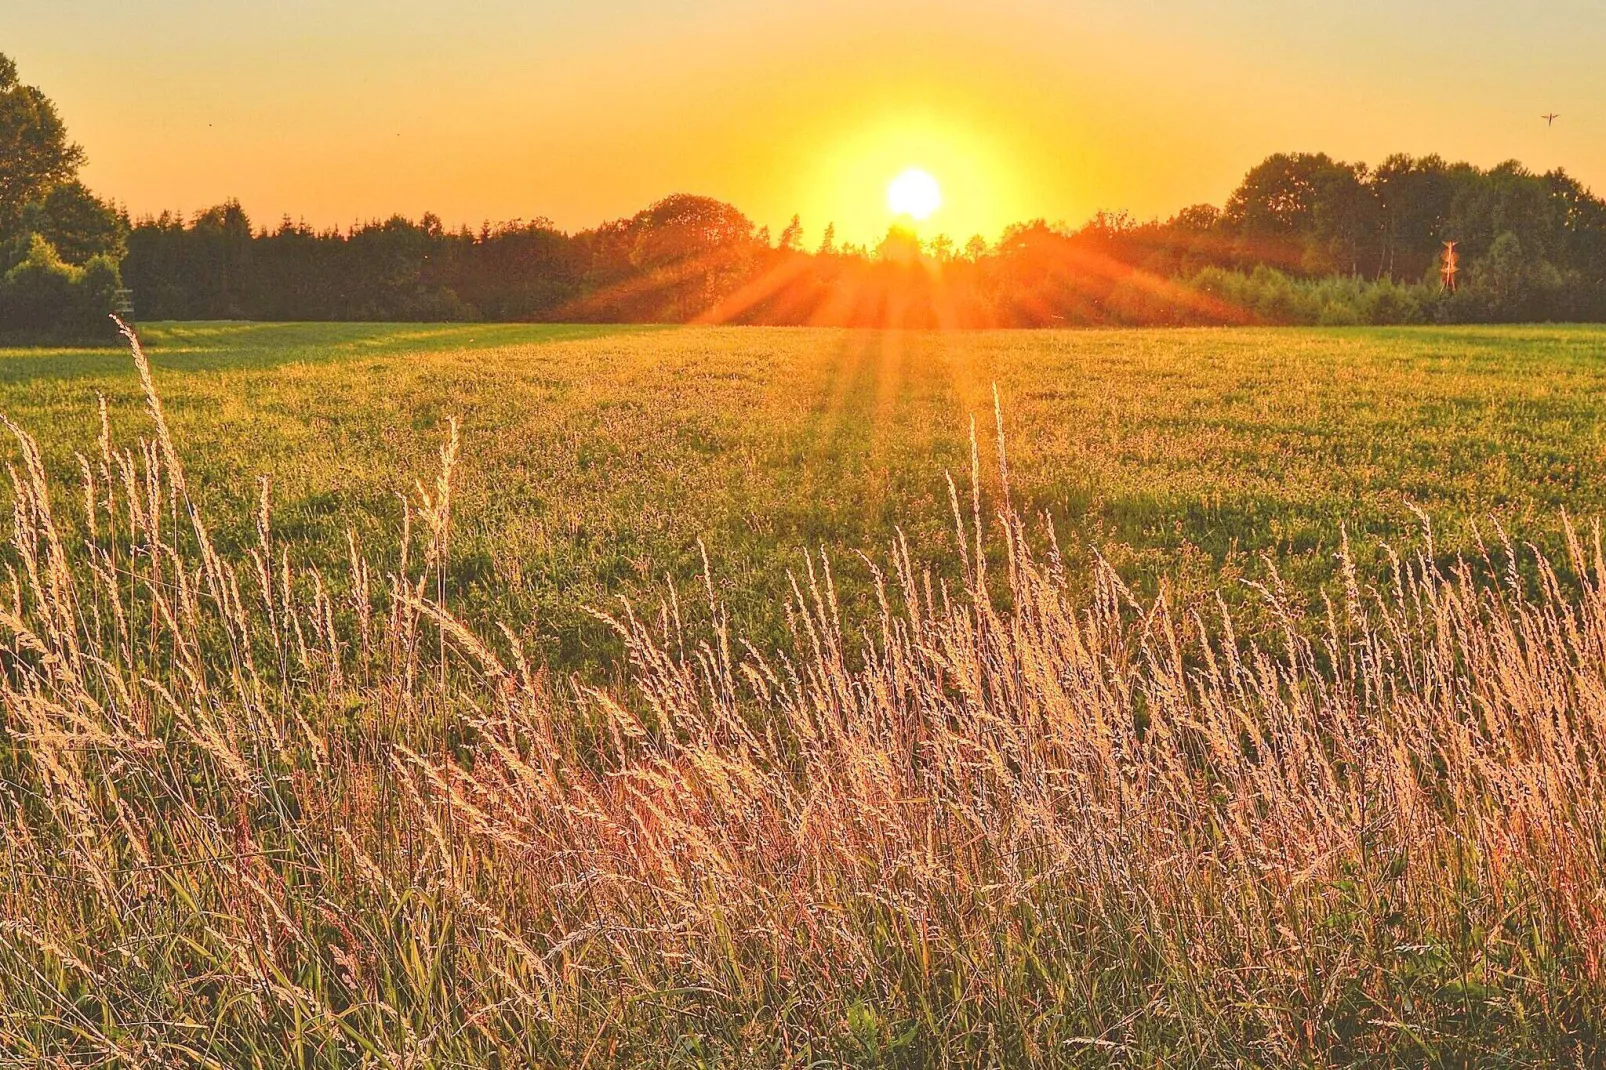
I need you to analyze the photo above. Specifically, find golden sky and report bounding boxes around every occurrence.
[12,1,1606,245]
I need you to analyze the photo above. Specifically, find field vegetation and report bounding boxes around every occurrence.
[3,322,1606,671]
[2,322,1606,1064]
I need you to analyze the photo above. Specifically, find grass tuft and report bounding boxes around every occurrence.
[0,324,1604,1066]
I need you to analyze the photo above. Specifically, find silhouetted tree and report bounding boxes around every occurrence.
[817,223,836,256]
[1372,154,1453,280]
[0,53,122,337]
[29,180,125,265]
[104,152,1606,329]
[778,215,804,252]
[0,53,85,234]
[1223,153,1378,275]
[623,194,757,319]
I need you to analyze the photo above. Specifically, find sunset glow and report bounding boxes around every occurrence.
[9,2,1606,1057]
[10,2,1606,245]
[887,168,941,222]
[798,109,1027,246]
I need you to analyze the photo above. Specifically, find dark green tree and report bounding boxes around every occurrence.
[1372,154,1452,281]
[0,53,85,234]
[1223,153,1379,275]
[1224,153,1333,237]
[30,181,125,265]
[188,200,254,317]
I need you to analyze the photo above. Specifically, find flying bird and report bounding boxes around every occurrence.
[1543,113,1560,126]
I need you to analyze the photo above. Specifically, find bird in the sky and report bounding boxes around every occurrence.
[1543,113,1560,126]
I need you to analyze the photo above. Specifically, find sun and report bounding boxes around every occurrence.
[887,168,941,221]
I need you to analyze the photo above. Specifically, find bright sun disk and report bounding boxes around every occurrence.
[887,168,941,221]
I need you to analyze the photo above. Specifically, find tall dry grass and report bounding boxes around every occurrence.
[0,322,1603,1067]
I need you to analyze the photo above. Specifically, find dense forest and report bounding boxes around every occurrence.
[5,50,1606,335]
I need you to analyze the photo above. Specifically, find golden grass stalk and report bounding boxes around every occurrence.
[0,323,1603,1066]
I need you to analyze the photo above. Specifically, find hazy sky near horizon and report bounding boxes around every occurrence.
[10,1,1606,244]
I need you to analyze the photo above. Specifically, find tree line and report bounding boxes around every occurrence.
[5,49,1606,336]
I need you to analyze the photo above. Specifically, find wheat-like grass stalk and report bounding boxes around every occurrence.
[0,323,1602,1066]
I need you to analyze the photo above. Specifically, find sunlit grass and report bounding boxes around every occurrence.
[4,322,1606,672]
[1,322,1604,1065]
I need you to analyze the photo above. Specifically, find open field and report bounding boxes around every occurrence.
[7,321,1606,667]
[5,322,1606,1066]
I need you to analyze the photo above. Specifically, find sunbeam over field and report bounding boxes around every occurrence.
[2,322,1606,1064]
[2,321,1606,671]
[9,0,1606,1060]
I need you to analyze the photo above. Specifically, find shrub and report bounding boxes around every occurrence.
[0,231,119,338]
[1185,265,1440,326]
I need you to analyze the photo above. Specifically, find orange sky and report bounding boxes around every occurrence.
[12,1,1606,246]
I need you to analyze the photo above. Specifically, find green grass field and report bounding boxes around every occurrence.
[7,321,1606,1066]
[8,321,1606,665]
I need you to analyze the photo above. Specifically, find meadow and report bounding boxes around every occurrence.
[9,321,1606,668]
[4,321,1606,1066]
